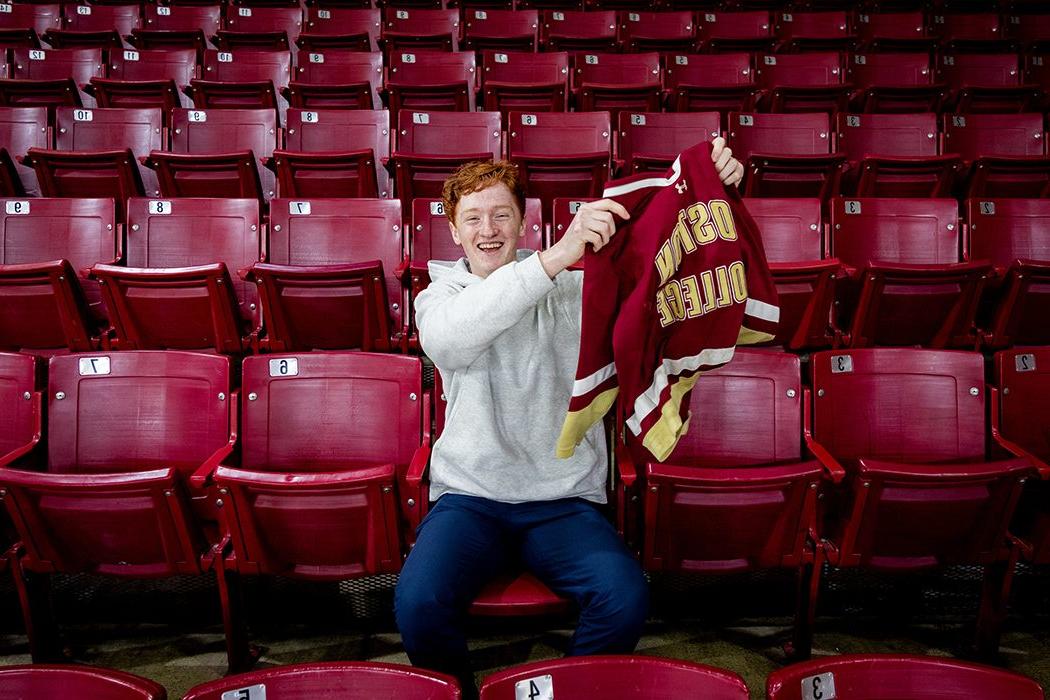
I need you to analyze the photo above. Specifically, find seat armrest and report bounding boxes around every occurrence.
[990,385,1050,479]
[190,390,239,490]
[0,391,41,467]
[803,387,846,483]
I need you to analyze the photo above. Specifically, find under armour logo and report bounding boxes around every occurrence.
[674,179,688,194]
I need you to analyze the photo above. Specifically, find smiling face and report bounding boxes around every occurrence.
[449,182,525,279]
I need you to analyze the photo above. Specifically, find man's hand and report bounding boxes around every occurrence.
[538,199,630,278]
[711,136,744,187]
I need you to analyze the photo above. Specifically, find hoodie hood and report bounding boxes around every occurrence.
[427,249,538,286]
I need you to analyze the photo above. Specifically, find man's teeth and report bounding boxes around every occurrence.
[478,242,503,250]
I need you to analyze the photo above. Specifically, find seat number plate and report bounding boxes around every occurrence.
[79,357,111,376]
[222,685,266,700]
[514,674,553,700]
[802,672,836,700]
[269,358,298,377]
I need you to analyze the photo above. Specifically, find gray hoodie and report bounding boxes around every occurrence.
[416,250,608,504]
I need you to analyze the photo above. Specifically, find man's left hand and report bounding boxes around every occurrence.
[710,136,744,188]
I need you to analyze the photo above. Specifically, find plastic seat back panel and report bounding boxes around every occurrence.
[55,107,162,159]
[0,352,39,461]
[968,198,1050,267]
[0,106,49,158]
[848,52,933,89]
[944,113,1046,162]
[0,665,166,699]
[836,112,938,162]
[743,197,823,262]
[11,48,104,85]
[831,197,960,267]
[729,112,832,159]
[755,52,843,89]
[617,111,719,174]
[282,108,391,198]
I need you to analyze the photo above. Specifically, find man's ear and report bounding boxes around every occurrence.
[449,219,462,246]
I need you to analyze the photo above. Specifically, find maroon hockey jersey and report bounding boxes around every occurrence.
[557,141,780,462]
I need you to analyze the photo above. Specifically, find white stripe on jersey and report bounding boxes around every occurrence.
[625,346,736,436]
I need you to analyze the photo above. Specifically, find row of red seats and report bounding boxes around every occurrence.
[1,195,1047,355]
[0,655,1044,699]
[4,5,1050,56]
[1,45,1048,116]
[1,346,1047,665]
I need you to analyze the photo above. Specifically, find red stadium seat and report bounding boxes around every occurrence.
[183,662,458,700]
[463,9,539,53]
[508,110,610,219]
[298,7,380,52]
[835,112,961,197]
[390,109,500,204]
[0,353,40,465]
[480,656,749,700]
[189,49,291,114]
[272,108,391,198]
[382,8,460,52]
[0,3,61,43]
[572,52,661,120]
[744,197,838,350]
[212,355,430,669]
[753,52,851,113]
[249,198,403,351]
[0,665,166,700]
[0,106,49,195]
[830,197,988,348]
[92,198,262,352]
[846,52,946,114]
[5,47,104,108]
[616,111,719,174]
[773,10,855,52]
[542,10,618,53]
[663,53,756,128]
[216,5,302,51]
[930,12,1015,53]
[550,197,596,247]
[146,107,277,202]
[53,105,163,197]
[729,111,844,199]
[22,145,145,218]
[619,351,827,656]
[1006,13,1050,52]
[938,52,1042,113]
[620,11,695,53]
[45,3,140,49]
[0,197,117,353]
[0,351,236,662]
[767,655,1044,700]
[854,10,932,52]
[89,48,198,114]
[806,349,1030,651]
[132,4,221,53]
[944,113,1050,198]
[385,50,477,117]
[288,50,383,110]
[480,50,569,122]
[695,10,773,53]
[967,198,1050,348]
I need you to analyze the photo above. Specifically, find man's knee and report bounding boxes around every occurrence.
[586,559,649,626]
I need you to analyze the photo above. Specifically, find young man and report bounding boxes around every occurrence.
[395,139,745,693]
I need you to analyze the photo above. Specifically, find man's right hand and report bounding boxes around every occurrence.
[538,199,631,278]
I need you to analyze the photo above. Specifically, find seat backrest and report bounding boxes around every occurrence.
[621,10,694,43]
[107,48,197,86]
[293,49,382,106]
[55,106,162,159]
[728,111,831,159]
[387,50,477,89]
[0,106,49,158]
[0,665,166,700]
[810,349,986,464]
[411,196,543,261]
[663,52,753,89]
[11,47,104,84]
[508,110,610,156]
[848,52,932,89]
[967,198,1050,267]
[383,7,459,39]
[767,655,1045,700]
[0,352,39,461]
[617,111,719,163]
[240,353,422,472]
[754,52,843,89]
[854,10,926,42]
[62,3,141,36]
[284,108,390,196]
[480,657,749,700]
[830,196,960,266]
[267,197,403,328]
[142,3,221,34]
[396,109,500,157]
[938,52,1021,90]
[223,5,302,40]
[0,197,116,270]
[1006,13,1050,48]
[482,49,568,86]
[835,112,939,162]
[0,3,62,35]
[47,350,231,474]
[664,350,802,467]
[542,10,616,41]
[943,113,1046,161]
[303,7,380,44]
[170,107,278,160]
[743,197,822,261]
[200,49,291,91]
[930,12,1003,44]
[697,9,771,41]
[125,197,261,325]
[464,8,539,40]
[182,662,459,700]
[774,10,850,40]
[995,348,1050,462]
[551,197,596,245]
[572,51,660,89]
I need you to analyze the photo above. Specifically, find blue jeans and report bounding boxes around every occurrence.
[394,494,648,679]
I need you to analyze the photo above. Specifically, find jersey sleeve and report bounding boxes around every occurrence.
[733,194,780,345]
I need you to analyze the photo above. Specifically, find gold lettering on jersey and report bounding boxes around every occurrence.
[728,260,748,303]
[655,264,745,329]
[655,199,739,285]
